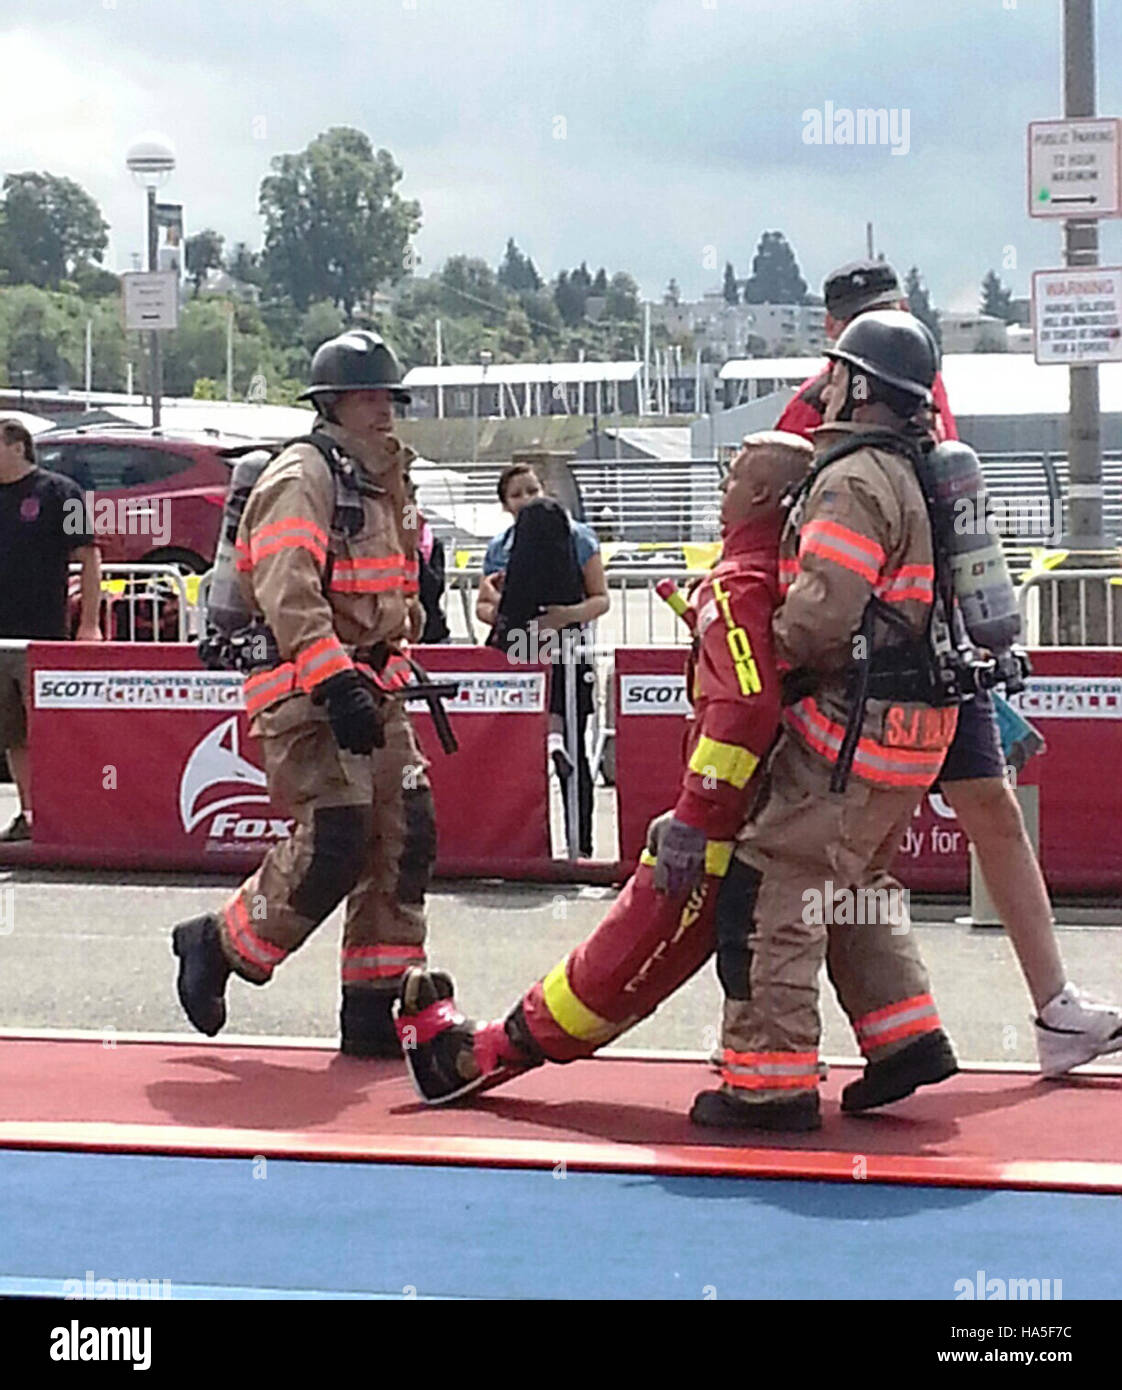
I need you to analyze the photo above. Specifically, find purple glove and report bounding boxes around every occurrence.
[652,816,707,896]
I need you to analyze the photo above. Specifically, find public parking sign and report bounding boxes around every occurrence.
[1031,266,1122,365]
[122,271,179,331]
[1028,118,1121,218]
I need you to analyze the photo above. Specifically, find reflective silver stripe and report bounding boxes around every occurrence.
[723,1061,820,1078]
[804,534,881,573]
[856,1001,937,1039]
[298,644,348,682]
[343,951,423,965]
[876,574,933,598]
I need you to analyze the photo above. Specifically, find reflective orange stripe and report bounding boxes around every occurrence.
[330,575,411,594]
[852,993,940,1055]
[720,1050,821,1092]
[875,563,935,604]
[333,554,410,572]
[800,518,885,585]
[340,944,426,983]
[223,894,286,974]
[244,664,296,717]
[786,696,947,788]
[295,637,353,691]
[249,518,329,567]
[254,516,329,546]
[251,534,328,566]
[724,1051,817,1065]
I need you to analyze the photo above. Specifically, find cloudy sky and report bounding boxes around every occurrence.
[3,0,1121,312]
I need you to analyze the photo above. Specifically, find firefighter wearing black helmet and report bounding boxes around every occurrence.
[693,309,961,1133]
[171,330,438,1057]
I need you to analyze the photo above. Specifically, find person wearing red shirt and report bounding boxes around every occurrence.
[393,432,814,1103]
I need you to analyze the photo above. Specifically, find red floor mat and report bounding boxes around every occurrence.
[1,1037,1120,1192]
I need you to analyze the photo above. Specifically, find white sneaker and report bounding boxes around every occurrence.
[1035,983,1122,1077]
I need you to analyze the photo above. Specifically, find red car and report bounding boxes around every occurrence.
[34,425,234,574]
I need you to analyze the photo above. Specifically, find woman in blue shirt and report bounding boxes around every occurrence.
[478,464,609,857]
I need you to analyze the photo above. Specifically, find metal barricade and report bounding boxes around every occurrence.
[68,562,193,644]
[1017,568,1122,646]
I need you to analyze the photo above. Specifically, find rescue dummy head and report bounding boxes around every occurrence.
[721,431,814,535]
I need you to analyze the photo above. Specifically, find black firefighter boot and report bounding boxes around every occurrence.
[171,914,231,1037]
[841,1029,958,1113]
[340,986,403,1058]
[691,1086,822,1132]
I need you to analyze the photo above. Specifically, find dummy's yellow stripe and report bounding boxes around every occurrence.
[640,842,732,876]
[688,737,759,790]
[705,841,734,878]
[541,958,616,1042]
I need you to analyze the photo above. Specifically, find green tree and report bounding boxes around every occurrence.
[185,229,226,296]
[498,306,534,359]
[0,286,79,387]
[72,263,121,298]
[980,269,1014,323]
[497,238,541,293]
[905,265,942,348]
[605,271,640,322]
[723,261,739,305]
[554,269,583,326]
[664,277,681,306]
[226,241,265,289]
[259,127,421,315]
[742,232,807,305]
[0,173,108,289]
[161,298,279,398]
[591,267,608,297]
[440,255,506,317]
[300,298,345,353]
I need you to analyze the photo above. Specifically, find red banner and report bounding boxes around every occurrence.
[613,646,1122,896]
[25,643,550,874]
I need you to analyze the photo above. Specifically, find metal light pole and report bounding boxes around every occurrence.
[126,136,176,430]
[1061,0,1103,548]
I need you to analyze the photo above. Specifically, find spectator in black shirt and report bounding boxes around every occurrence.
[0,419,101,841]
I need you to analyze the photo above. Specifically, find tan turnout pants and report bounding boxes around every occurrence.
[218,693,435,990]
[720,731,943,1103]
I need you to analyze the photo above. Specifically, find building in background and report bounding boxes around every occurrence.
[650,294,826,359]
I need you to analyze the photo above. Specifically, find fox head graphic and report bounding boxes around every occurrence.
[179,716,269,834]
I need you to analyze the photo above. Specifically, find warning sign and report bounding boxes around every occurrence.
[1031,266,1122,365]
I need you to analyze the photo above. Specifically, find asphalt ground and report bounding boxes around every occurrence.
[2,785,1120,1069]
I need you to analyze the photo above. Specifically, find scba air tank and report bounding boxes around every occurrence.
[206,449,273,635]
[926,440,1021,654]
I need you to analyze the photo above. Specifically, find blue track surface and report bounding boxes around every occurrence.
[2,1150,1119,1299]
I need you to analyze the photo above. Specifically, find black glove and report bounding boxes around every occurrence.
[317,669,385,754]
[781,668,818,707]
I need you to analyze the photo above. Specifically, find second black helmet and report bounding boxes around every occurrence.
[826,309,938,405]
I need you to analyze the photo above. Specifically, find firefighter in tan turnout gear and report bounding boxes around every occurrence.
[693,310,961,1133]
[172,331,438,1057]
